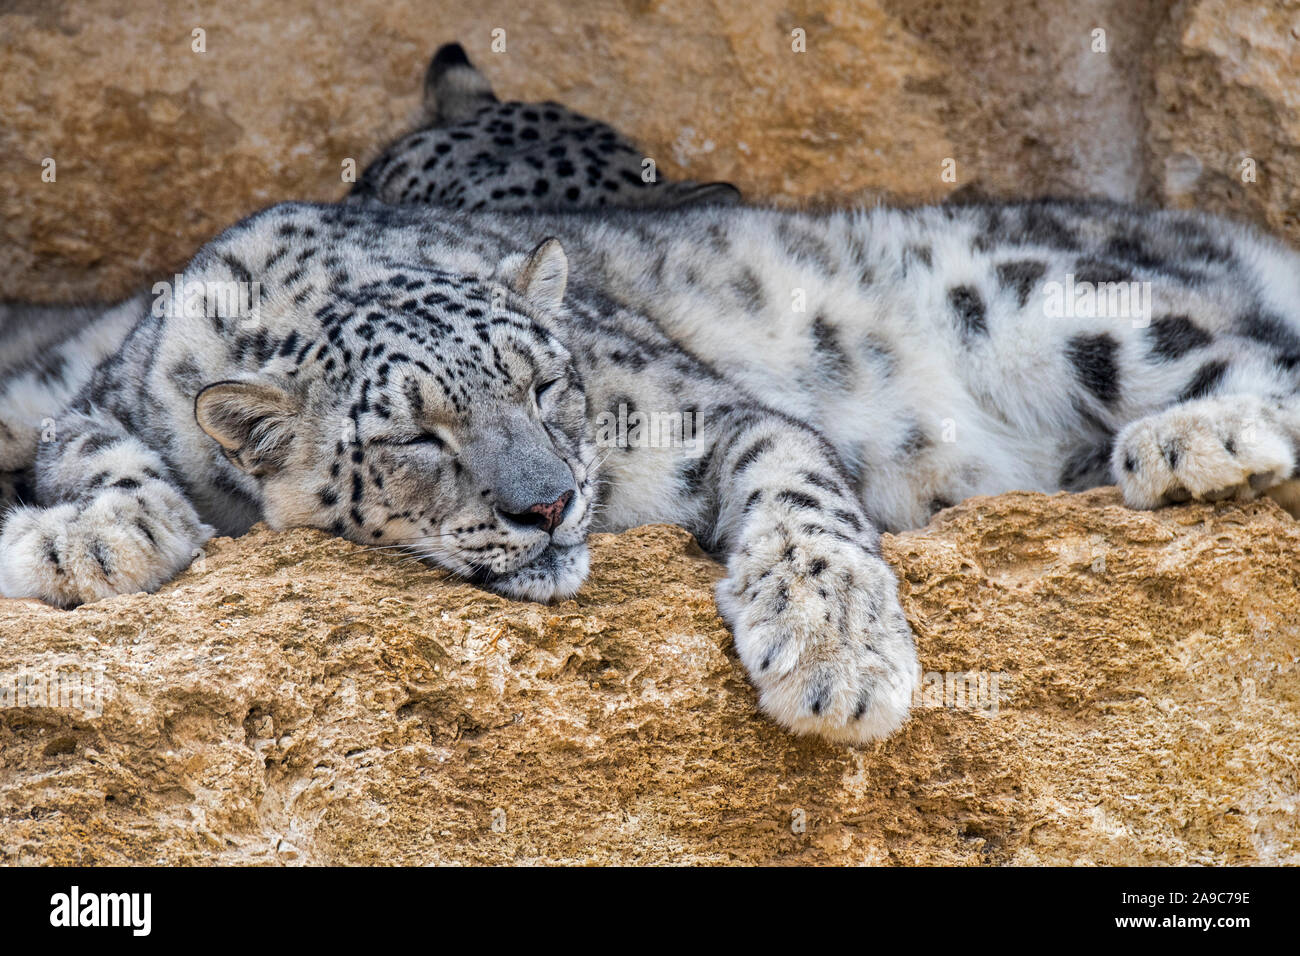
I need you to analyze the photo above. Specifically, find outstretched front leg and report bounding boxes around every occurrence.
[0,409,213,607]
[705,406,919,742]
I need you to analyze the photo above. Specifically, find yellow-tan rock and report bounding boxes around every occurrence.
[13,0,1297,301]
[1146,0,1300,245]
[2,489,1296,865]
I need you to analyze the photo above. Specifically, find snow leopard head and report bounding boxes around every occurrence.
[189,206,597,601]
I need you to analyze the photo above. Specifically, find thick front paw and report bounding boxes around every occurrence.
[1113,395,1296,509]
[0,490,212,608]
[717,523,918,744]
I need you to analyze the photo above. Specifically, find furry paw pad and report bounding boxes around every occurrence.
[1113,395,1296,509]
[717,518,918,743]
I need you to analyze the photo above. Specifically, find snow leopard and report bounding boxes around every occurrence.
[350,42,741,211]
[0,298,145,506]
[3,196,1298,745]
[0,42,738,511]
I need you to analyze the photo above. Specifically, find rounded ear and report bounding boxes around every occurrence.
[195,380,301,476]
[513,238,568,310]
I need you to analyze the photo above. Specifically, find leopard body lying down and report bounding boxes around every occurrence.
[4,195,1298,744]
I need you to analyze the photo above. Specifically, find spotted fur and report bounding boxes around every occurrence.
[0,298,145,504]
[4,196,1300,745]
[0,44,735,512]
[350,43,741,211]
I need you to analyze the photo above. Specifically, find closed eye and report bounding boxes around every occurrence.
[377,431,448,450]
[534,378,560,404]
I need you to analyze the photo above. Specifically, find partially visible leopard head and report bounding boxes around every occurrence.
[351,42,740,212]
[191,220,597,602]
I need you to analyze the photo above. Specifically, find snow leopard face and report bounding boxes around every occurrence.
[350,43,740,212]
[189,218,599,602]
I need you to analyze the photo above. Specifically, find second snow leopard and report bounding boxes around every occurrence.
[3,197,1298,744]
[350,42,741,211]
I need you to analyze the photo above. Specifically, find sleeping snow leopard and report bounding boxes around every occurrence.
[3,197,1299,744]
[0,41,738,511]
[350,42,741,211]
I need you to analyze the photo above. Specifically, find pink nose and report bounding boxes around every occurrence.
[527,490,573,533]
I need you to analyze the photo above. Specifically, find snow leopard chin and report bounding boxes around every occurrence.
[471,540,591,603]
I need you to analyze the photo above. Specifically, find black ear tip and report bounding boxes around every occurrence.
[430,42,472,80]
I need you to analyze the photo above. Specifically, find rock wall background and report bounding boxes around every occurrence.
[2,0,1298,302]
[2,0,1299,865]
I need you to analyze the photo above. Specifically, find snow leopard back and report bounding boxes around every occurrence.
[350,43,741,211]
